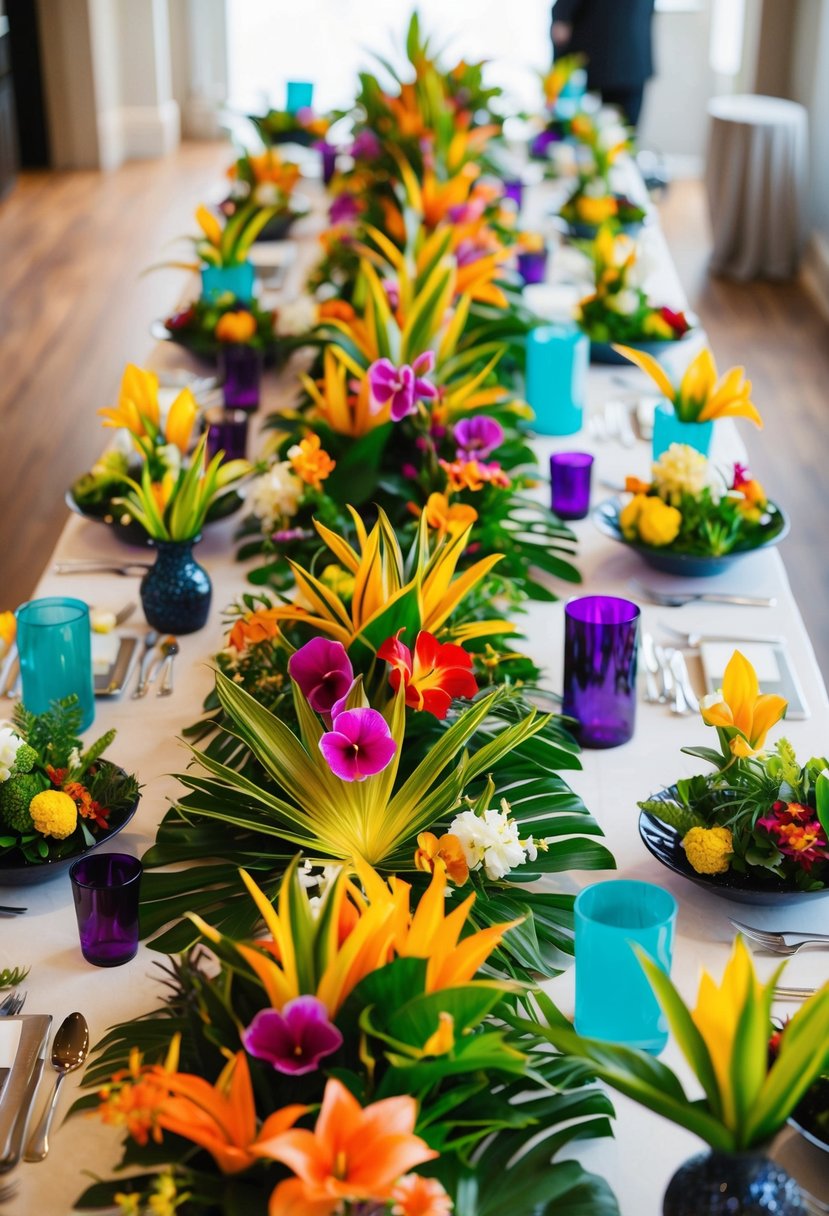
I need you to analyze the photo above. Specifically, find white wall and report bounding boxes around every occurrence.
[639,4,715,169]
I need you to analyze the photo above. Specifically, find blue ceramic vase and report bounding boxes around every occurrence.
[663,1151,804,1215]
[200,262,255,304]
[140,539,211,635]
[653,400,714,461]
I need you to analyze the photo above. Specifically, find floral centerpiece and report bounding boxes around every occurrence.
[614,445,785,560]
[0,696,139,869]
[558,113,646,233]
[74,860,619,1215]
[158,204,281,307]
[222,149,308,239]
[537,937,829,1211]
[163,295,278,363]
[249,103,330,147]
[69,365,244,543]
[576,225,691,345]
[640,650,829,892]
[542,52,587,111]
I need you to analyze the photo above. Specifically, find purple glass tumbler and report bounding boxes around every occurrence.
[320,142,337,185]
[517,247,549,285]
[502,177,524,210]
[205,407,249,463]
[550,451,594,520]
[562,596,640,748]
[219,344,263,412]
[70,852,142,967]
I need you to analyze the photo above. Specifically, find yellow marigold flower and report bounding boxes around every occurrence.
[288,433,336,491]
[29,790,77,839]
[576,194,618,225]
[682,825,733,875]
[619,493,648,539]
[215,310,257,344]
[637,497,682,547]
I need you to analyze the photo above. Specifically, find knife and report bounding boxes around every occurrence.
[0,1014,52,1171]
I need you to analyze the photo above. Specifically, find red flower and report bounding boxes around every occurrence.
[659,307,690,336]
[166,306,196,332]
[757,801,829,871]
[377,630,478,719]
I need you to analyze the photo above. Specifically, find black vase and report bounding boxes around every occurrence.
[663,1151,804,1215]
[140,539,211,635]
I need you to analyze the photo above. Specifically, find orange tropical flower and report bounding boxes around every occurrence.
[254,1077,437,1216]
[96,1046,171,1147]
[414,831,469,885]
[421,164,479,229]
[576,194,618,225]
[288,433,336,490]
[215,310,258,344]
[234,151,300,195]
[377,629,479,719]
[440,458,510,493]
[0,611,15,651]
[700,650,787,758]
[386,83,431,140]
[422,491,478,536]
[227,607,283,652]
[99,364,161,440]
[318,299,356,323]
[164,387,198,454]
[196,203,222,247]
[393,1173,454,1216]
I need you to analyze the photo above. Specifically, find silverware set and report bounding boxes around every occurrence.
[54,559,152,577]
[132,631,178,698]
[631,579,776,609]
[731,919,829,956]
[588,399,637,446]
[641,633,698,715]
[0,1003,89,1174]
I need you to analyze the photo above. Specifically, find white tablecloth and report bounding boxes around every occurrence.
[2,174,828,1215]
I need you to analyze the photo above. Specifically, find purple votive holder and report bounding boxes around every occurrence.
[502,177,524,210]
[70,852,142,967]
[218,343,263,412]
[320,142,338,185]
[205,406,249,462]
[517,247,549,286]
[562,596,640,749]
[550,451,594,520]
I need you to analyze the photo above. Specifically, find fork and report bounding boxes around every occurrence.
[658,623,784,648]
[54,560,152,577]
[731,919,829,955]
[630,580,776,609]
[0,1181,18,1205]
[0,992,27,1016]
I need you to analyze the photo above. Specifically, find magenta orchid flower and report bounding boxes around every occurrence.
[367,352,438,422]
[288,638,354,715]
[351,129,382,161]
[329,193,360,225]
[242,997,343,1075]
[319,707,396,782]
[453,415,504,461]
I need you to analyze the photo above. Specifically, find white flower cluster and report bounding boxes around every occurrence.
[0,726,24,784]
[249,461,302,530]
[276,296,318,337]
[652,443,716,506]
[606,288,640,316]
[450,800,539,881]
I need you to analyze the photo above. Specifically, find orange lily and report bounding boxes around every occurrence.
[700,650,787,758]
[99,363,161,440]
[414,830,469,885]
[227,606,283,652]
[420,164,480,229]
[254,1077,437,1216]
[613,345,762,427]
[421,492,478,536]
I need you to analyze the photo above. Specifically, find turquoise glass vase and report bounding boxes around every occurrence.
[200,262,255,305]
[525,325,589,436]
[652,400,714,460]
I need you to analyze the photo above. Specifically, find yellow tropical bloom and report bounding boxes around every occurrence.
[99,364,161,440]
[164,388,198,455]
[288,433,336,490]
[700,650,787,757]
[29,790,77,839]
[215,310,257,344]
[420,164,480,229]
[230,150,300,195]
[613,345,762,427]
[195,203,222,247]
[421,492,478,537]
[576,194,618,225]
[691,937,758,1127]
[683,825,733,875]
[635,497,682,547]
[300,347,385,437]
[0,611,15,651]
[641,312,675,340]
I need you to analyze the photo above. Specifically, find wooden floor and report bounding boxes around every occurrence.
[1,151,828,668]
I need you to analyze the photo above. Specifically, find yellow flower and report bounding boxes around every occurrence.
[636,497,682,547]
[0,611,15,653]
[651,443,710,505]
[420,1011,456,1057]
[215,310,257,344]
[613,345,762,427]
[287,433,336,491]
[682,825,733,875]
[319,563,355,600]
[195,204,222,247]
[29,790,77,839]
[99,364,161,441]
[517,230,545,253]
[576,194,618,225]
[164,388,198,455]
[619,493,647,539]
[641,312,675,340]
[700,650,787,758]
[691,937,758,1127]
[414,830,469,885]
[422,492,478,537]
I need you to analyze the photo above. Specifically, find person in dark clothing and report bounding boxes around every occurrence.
[551,0,656,127]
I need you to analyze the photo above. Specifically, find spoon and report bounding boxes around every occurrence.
[155,637,180,697]
[24,1012,89,1162]
[132,629,160,699]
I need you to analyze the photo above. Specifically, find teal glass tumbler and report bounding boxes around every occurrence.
[526,325,589,436]
[16,597,95,730]
[652,400,714,461]
[286,80,314,113]
[574,879,677,1052]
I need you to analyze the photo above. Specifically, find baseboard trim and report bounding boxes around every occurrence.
[801,232,829,322]
[120,100,181,160]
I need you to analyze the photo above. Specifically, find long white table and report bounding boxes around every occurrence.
[3,173,828,1215]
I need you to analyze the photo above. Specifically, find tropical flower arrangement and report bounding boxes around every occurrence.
[640,650,829,891]
[576,225,692,344]
[617,446,784,556]
[538,936,829,1156]
[69,365,247,539]
[164,204,281,275]
[249,103,330,148]
[0,696,139,867]
[614,343,764,426]
[558,112,646,232]
[74,860,619,1216]
[163,295,278,360]
[542,53,587,110]
[222,149,308,238]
